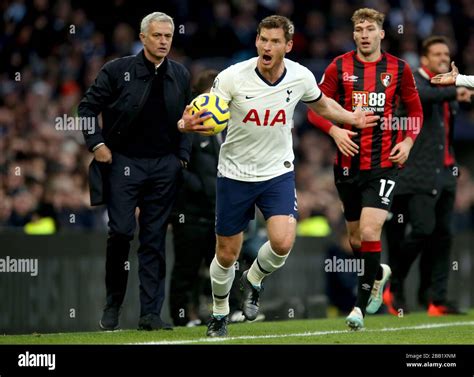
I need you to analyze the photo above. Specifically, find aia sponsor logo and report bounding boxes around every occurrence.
[242,109,286,126]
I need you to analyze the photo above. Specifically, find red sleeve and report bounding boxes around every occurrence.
[307,60,339,134]
[400,62,423,142]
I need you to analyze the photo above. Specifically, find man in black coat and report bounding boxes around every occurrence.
[385,36,473,315]
[78,11,207,330]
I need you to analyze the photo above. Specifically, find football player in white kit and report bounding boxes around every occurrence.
[178,15,379,337]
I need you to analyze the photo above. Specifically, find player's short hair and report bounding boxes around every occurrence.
[140,12,174,34]
[194,69,219,94]
[257,15,294,42]
[351,8,385,29]
[421,35,450,56]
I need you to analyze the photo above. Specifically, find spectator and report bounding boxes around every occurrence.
[0,0,472,240]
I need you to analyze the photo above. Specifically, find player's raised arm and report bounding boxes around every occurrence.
[306,95,380,129]
[455,74,474,88]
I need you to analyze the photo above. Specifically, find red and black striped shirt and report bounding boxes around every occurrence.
[308,50,423,172]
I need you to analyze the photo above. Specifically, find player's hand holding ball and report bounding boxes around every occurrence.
[177,93,230,136]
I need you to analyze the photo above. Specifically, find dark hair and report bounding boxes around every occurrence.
[193,69,219,94]
[257,15,294,42]
[421,36,450,56]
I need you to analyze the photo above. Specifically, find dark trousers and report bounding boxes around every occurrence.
[169,216,215,326]
[105,152,181,317]
[386,186,455,306]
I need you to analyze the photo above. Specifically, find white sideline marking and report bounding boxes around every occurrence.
[133,321,474,345]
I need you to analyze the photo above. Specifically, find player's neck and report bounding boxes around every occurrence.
[356,49,382,63]
[257,60,285,84]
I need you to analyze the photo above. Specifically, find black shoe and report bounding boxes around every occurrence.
[99,305,120,331]
[240,270,262,321]
[138,313,173,331]
[206,315,228,337]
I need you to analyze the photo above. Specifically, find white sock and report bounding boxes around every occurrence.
[210,256,235,317]
[247,241,289,287]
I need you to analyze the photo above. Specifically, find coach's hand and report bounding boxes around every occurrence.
[431,61,458,85]
[94,144,112,164]
[177,105,214,134]
[352,102,379,129]
[329,126,359,157]
[389,137,413,165]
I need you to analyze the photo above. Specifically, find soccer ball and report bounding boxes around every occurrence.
[189,93,230,136]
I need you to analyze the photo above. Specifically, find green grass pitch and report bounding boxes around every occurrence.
[1,310,473,345]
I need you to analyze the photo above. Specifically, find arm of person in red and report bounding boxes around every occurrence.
[388,62,424,165]
[307,60,362,157]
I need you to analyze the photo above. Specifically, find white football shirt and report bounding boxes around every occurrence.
[211,57,322,182]
[456,74,474,88]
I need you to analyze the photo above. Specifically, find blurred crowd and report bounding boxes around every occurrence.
[1,0,474,232]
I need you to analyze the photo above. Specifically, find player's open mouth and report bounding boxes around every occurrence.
[262,54,272,64]
[361,42,370,47]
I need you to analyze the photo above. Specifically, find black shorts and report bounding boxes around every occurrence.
[334,167,399,222]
